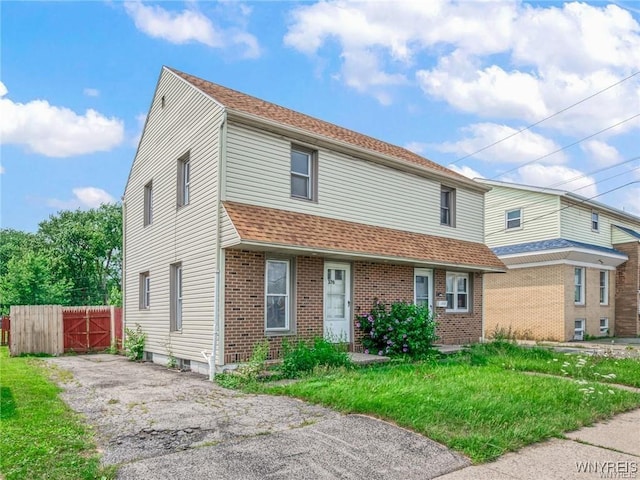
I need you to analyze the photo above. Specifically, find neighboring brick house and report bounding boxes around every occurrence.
[478,179,640,341]
[123,66,505,376]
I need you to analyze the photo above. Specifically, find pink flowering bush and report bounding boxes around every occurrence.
[357,301,437,357]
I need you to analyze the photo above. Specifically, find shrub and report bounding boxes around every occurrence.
[124,324,145,361]
[357,301,437,357]
[281,337,351,378]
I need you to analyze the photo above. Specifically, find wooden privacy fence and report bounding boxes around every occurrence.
[1,316,9,346]
[8,305,122,356]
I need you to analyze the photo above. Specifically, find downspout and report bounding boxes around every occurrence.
[208,112,227,380]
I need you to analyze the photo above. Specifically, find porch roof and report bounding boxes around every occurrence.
[222,201,506,272]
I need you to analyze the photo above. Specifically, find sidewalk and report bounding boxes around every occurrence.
[436,408,640,480]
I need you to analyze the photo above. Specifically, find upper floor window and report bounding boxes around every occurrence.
[265,259,290,331]
[139,271,150,309]
[440,187,455,227]
[144,182,153,226]
[505,208,522,230]
[574,267,585,305]
[170,263,183,331]
[291,146,316,201]
[177,152,190,207]
[599,270,609,305]
[591,211,599,232]
[446,272,469,313]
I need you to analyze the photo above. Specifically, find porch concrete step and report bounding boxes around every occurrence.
[348,352,390,365]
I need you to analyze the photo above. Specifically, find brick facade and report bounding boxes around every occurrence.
[614,242,640,336]
[223,249,486,363]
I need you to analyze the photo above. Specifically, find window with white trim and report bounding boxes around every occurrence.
[446,272,469,312]
[265,259,290,331]
[414,268,433,311]
[290,146,316,201]
[599,270,609,305]
[505,208,522,230]
[574,267,585,305]
[440,186,455,226]
[139,272,150,309]
[144,182,153,226]
[170,263,183,331]
[591,211,599,232]
[574,319,585,340]
[599,318,609,335]
[177,152,190,207]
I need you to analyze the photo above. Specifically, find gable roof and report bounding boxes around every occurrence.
[167,67,474,187]
[223,201,506,272]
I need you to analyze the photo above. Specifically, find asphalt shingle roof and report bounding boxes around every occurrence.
[492,238,626,257]
[224,201,506,271]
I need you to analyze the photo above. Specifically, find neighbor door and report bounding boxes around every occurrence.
[324,262,351,342]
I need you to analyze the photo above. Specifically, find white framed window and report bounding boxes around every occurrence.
[446,272,469,313]
[144,182,153,226]
[178,152,190,207]
[414,268,433,311]
[139,272,150,309]
[291,146,316,201]
[265,259,290,331]
[599,270,609,305]
[505,208,522,230]
[440,186,455,227]
[591,211,599,232]
[574,267,585,305]
[599,318,609,335]
[574,319,585,340]
[170,263,183,331]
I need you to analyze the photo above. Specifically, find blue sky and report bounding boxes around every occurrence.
[1,0,639,232]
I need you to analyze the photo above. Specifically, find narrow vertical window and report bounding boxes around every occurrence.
[591,211,599,232]
[291,146,316,201]
[599,318,609,335]
[170,263,183,331]
[139,272,150,309]
[414,268,433,310]
[574,267,585,305]
[505,208,522,229]
[177,152,190,207]
[440,187,455,226]
[144,182,153,226]
[574,319,585,340]
[265,259,290,330]
[446,272,469,312]
[599,270,608,305]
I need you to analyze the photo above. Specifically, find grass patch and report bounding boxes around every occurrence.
[460,342,640,387]
[266,359,640,463]
[0,347,115,480]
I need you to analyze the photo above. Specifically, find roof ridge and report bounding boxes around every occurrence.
[167,67,468,182]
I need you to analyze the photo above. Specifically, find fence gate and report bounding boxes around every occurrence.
[63,307,113,353]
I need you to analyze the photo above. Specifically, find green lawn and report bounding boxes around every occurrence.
[264,344,640,463]
[0,347,114,480]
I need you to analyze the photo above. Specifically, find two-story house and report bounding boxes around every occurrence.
[479,179,640,342]
[123,66,505,376]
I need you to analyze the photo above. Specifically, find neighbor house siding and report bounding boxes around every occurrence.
[484,186,560,248]
[614,242,640,336]
[124,70,224,363]
[224,123,485,243]
[560,199,612,248]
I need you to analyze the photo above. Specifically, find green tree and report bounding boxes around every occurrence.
[0,229,40,278]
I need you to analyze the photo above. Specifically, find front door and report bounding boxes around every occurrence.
[324,262,351,342]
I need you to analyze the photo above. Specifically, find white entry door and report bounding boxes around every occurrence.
[324,262,351,342]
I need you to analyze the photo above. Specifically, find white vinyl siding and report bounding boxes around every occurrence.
[612,225,640,244]
[220,208,241,248]
[560,199,613,248]
[123,69,224,363]
[484,186,560,248]
[224,123,485,243]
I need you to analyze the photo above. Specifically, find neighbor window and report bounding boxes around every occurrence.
[574,267,585,305]
[265,259,290,331]
[291,146,316,201]
[139,272,150,309]
[591,211,599,232]
[144,182,153,226]
[177,152,190,207]
[414,268,433,310]
[574,319,585,340]
[599,270,609,305]
[440,187,455,226]
[505,208,522,230]
[600,318,609,335]
[170,263,183,331]
[446,272,469,312]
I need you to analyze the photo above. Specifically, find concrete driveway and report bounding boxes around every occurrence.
[48,355,469,479]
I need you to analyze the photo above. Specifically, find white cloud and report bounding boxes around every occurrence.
[124,1,260,58]
[404,141,428,155]
[0,164,4,174]
[448,164,483,180]
[581,140,621,166]
[0,82,124,157]
[509,164,598,198]
[621,186,640,216]
[83,88,100,97]
[47,187,115,210]
[434,123,567,164]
